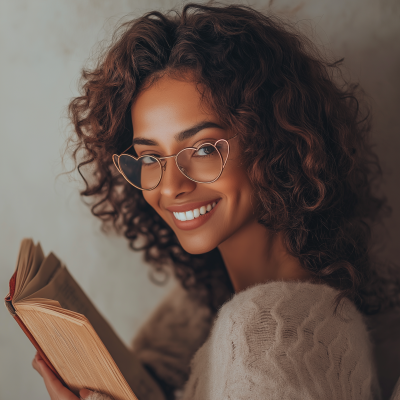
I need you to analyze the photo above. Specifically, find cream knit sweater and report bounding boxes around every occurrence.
[180,281,381,400]
[85,281,390,400]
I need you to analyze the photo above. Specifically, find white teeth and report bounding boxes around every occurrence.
[173,201,218,222]
[178,212,186,221]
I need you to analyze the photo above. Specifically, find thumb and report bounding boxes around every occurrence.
[79,388,93,399]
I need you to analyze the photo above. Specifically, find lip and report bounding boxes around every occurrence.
[165,198,221,213]
[167,199,221,231]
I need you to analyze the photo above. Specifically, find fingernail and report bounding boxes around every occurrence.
[79,388,93,399]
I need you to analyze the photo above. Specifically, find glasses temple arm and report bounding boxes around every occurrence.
[122,144,133,154]
[229,133,239,141]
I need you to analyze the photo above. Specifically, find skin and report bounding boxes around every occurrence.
[32,352,91,399]
[133,75,312,291]
[33,74,312,399]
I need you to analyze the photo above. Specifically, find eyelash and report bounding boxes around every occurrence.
[143,154,161,159]
[140,138,218,158]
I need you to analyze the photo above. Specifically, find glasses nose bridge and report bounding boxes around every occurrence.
[159,154,178,172]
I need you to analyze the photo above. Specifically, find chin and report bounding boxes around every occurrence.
[176,234,220,255]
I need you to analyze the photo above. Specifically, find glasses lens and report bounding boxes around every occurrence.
[177,141,228,182]
[119,155,161,190]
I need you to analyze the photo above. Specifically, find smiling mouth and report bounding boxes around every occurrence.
[172,201,218,221]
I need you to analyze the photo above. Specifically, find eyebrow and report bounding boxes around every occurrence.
[132,121,224,146]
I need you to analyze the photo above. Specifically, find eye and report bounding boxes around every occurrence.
[193,145,216,157]
[141,155,158,165]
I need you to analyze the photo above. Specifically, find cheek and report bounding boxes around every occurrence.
[220,162,255,212]
[142,190,175,229]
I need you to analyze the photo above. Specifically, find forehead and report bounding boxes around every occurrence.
[131,75,220,142]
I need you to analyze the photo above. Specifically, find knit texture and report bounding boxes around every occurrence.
[80,392,111,400]
[181,280,381,400]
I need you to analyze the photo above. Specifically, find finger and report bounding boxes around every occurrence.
[32,352,43,377]
[37,358,78,400]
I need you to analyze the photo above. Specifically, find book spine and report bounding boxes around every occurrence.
[6,270,66,387]
[5,299,16,315]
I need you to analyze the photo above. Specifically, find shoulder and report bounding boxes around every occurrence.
[204,280,375,366]
[205,281,372,366]
[213,281,376,383]
[183,281,380,400]
[216,281,377,391]
[215,280,366,338]
[222,279,349,313]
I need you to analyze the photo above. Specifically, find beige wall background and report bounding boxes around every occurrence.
[0,1,399,399]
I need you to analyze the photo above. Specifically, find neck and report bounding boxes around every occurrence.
[218,218,312,293]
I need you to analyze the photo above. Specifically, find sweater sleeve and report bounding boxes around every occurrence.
[131,283,215,399]
[181,281,381,400]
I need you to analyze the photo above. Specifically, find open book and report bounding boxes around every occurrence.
[5,239,166,400]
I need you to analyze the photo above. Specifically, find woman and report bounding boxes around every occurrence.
[32,3,396,399]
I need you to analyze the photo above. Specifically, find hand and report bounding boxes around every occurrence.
[32,352,94,400]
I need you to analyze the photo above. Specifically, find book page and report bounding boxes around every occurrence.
[15,302,137,400]
[24,265,120,342]
[22,242,45,293]
[23,265,165,400]
[14,239,36,298]
[14,251,60,303]
[22,298,62,308]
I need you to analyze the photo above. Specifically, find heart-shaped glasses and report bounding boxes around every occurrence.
[112,136,236,190]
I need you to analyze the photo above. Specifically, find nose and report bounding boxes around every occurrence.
[158,158,196,198]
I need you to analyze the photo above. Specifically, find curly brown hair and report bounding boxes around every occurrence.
[68,3,393,314]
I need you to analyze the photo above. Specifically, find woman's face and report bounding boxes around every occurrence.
[131,75,258,254]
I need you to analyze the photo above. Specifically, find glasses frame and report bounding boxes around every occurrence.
[113,134,237,191]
